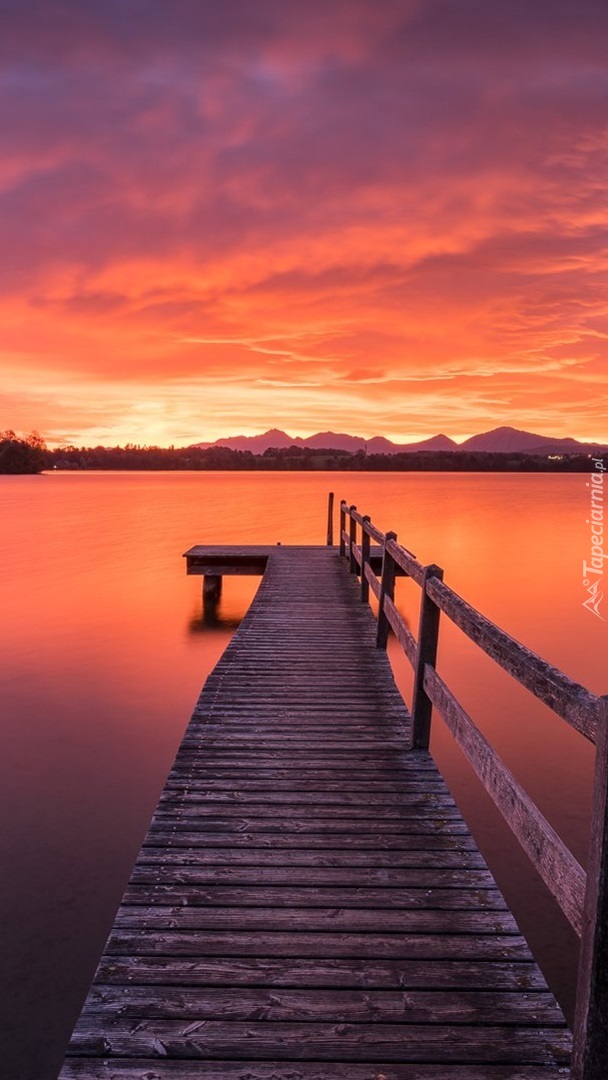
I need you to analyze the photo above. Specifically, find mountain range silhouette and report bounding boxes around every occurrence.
[192,425,607,456]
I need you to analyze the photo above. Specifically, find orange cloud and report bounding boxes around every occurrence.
[1,0,607,445]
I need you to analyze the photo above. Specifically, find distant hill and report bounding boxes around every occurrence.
[191,430,459,454]
[207,428,297,453]
[301,431,367,452]
[460,426,607,454]
[191,426,607,456]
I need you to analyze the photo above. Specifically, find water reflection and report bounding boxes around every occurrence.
[187,572,263,630]
[187,606,244,632]
[0,470,604,1078]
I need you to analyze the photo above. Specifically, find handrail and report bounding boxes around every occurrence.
[427,576,599,743]
[424,663,586,936]
[333,494,607,1080]
[348,506,386,545]
[386,537,426,586]
[338,497,602,740]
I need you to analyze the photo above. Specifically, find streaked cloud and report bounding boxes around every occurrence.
[0,0,607,445]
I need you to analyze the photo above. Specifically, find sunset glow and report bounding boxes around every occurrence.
[2,0,607,447]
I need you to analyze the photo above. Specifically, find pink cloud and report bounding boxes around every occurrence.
[0,0,607,444]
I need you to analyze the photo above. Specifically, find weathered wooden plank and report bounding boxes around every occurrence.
[188,698,405,708]
[162,778,443,794]
[76,985,565,1024]
[143,831,477,850]
[157,788,455,807]
[59,1062,572,1080]
[184,544,272,572]
[173,743,423,760]
[113,907,519,935]
[146,817,467,835]
[121,884,507,909]
[105,929,535,961]
[195,562,267,576]
[184,545,276,557]
[151,800,463,820]
[136,843,487,865]
[161,774,448,790]
[171,755,421,769]
[182,717,408,728]
[167,761,439,776]
[66,1020,571,1063]
[93,954,552,991]
[188,700,404,711]
[156,796,456,813]
[135,851,488,868]
[128,870,499,893]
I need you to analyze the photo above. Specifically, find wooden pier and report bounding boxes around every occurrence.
[60,499,608,1079]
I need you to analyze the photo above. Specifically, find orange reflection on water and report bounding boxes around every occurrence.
[0,469,604,1076]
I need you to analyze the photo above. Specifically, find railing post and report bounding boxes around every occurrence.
[339,501,346,558]
[410,564,444,749]
[571,695,608,1080]
[349,505,357,573]
[376,532,397,649]
[360,516,371,603]
[326,491,334,546]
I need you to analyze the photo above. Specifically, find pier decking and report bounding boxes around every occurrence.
[60,543,573,1078]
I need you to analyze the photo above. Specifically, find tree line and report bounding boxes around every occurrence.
[0,430,48,473]
[0,431,599,473]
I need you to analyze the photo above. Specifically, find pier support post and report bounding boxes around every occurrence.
[349,506,358,573]
[326,492,334,546]
[339,501,346,558]
[203,574,222,608]
[360,516,371,602]
[410,564,444,750]
[376,532,397,649]
[571,695,608,1080]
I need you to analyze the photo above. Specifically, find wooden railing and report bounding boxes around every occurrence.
[336,495,608,1080]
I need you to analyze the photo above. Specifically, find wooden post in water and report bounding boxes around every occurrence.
[349,506,357,573]
[326,492,334,546]
[339,501,346,557]
[360,516,371,603]
[410,564,444,749]
[203,574,222,607]
[571,695,608,1080]
[376,532,397,649]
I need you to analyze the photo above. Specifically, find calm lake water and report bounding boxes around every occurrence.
[0,470,605,1079]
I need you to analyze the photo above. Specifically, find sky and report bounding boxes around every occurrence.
[1,0,608,448]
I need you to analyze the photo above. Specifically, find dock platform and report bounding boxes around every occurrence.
[60,544,572,1078]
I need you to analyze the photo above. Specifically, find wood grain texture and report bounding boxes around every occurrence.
[384,593,417,666]
[410,564,444,749]
[572,695,608,1079]
[59,545,570,1078]
[426,574,600,741]
[424,663,586,935]
[60,1060,572,1079]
